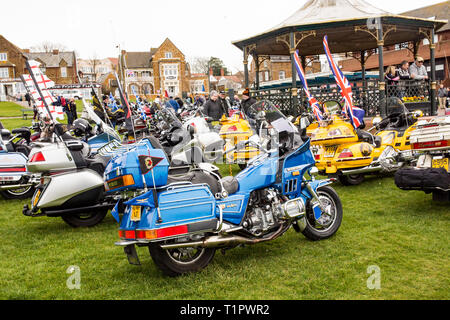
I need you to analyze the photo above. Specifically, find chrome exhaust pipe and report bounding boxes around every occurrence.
[341,165,381,176]
[160,224,287,250]
[0,183,33,191]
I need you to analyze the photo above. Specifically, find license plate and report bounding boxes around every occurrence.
[130,206,142,222]
[432,158,449,171]
[33,189,41,207]
[324,146,338,158]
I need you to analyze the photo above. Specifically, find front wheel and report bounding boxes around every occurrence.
[302,186,343,241]
[148,242,216,277]
[61,210,107,228]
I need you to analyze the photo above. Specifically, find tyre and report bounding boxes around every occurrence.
[61,210,107,228]
[302,186,343,241]
[338,173,364,186]
[0,186,35,200]
[148,242,216,277]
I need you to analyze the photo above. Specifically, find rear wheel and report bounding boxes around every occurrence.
[61,210,107,228]
[149,242,216,277]
[302,186,343,241]
[338,173,364,186]
[0,186,35,200]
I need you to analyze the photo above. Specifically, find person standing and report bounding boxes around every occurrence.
[438,83,448,115]
[65,98,74,125]
[203,90,224,121]
[409,57,428,81]
[218,90,231,117]
[69,98,77,122]
[240,88,257,117]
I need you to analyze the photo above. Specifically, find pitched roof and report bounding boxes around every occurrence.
[107,57,118,66]
[24,51,75,67]
[123,52,153,68]
[401,1,450,32]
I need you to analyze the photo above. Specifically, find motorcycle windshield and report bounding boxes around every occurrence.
[387,97,409,116]
[82,100,121,141]
[247,100,298,134]
[158,108,182,129]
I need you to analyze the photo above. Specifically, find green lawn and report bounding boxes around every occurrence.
[0,171,448,299]
[0,102,26,118]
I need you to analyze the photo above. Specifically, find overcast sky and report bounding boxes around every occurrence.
[2,0,445,73]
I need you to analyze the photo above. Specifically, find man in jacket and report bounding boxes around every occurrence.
[203,90,224,121]
[241,88,257,117]
[218,91,231,117]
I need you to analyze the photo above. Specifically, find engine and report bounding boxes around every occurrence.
[242,189,285,236]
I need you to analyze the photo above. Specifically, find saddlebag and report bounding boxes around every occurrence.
[395,168,450,191]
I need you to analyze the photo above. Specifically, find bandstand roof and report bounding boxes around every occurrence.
[232,0,448,56]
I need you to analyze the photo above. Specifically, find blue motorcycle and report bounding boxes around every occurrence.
[111,101,343,276]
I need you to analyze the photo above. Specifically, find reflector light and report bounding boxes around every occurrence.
[413,140,448,150]
[314,154,321,161]
[228,126,238,132]
[125,225,189,241]
[0,167,26,172]
[338,149,354,159]
[124,230,136,239]
[29,152,45,162]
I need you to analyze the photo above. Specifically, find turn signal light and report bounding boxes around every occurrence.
[29,152,45,162]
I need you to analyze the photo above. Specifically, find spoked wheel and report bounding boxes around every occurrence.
[149,241,216,277]
[0,186,35,200]
[302,186,343,241]
[338,173,365,186]
[61,210,107,228]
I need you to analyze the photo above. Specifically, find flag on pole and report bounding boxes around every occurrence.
[114,72,134,134]
[130,86,147,120]
[164,90,169,98]
[21,60,64,120]
[323,36,364,129]
[292,50,323,122]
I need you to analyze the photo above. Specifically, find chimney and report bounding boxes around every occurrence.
[52,49,59,55]
[220,68,224,77]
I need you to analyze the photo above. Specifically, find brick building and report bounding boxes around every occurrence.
[77,57,118,83]
[120,38,194,99]
[340,1,450,83]
[249,55,321,87]
[23,49,79,85]
[0,35,28,101]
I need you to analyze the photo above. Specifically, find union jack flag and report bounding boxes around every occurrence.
[130,86,147,121]
[323,36,364,129]
[293,50,323,121]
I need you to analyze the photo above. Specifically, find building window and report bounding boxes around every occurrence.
[0,68,9,78]
[163,64,178,78]
[165,52,173,59]
[130,85,139,95]
[0,53,7,61]
[61,67,67,77]
[142,71,151,78]
[279,71,286,80]
[265,71,269,81]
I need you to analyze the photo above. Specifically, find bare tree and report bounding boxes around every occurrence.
[30,41,68,53]
[188,56,210,74]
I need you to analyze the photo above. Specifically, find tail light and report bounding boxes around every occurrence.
[29,152,45,162]
[338,149,354,159]
[412,140,448,150]
[315,154,321,161]
[0,166,26,172]
[0,146,3,151]
[120,225,189,240]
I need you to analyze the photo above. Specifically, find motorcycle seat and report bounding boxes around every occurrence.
[357,129,381,147]
[220,176,239,195]
[1,129,11,141]
[86,155,111,175]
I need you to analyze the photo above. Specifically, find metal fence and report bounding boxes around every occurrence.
[252,79,435,117]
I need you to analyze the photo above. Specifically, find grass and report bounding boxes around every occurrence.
[0,114,448,300]
[0,102,25,118]
[0,171,448,299]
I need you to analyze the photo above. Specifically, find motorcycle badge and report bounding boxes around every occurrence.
[138,156,164,175]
